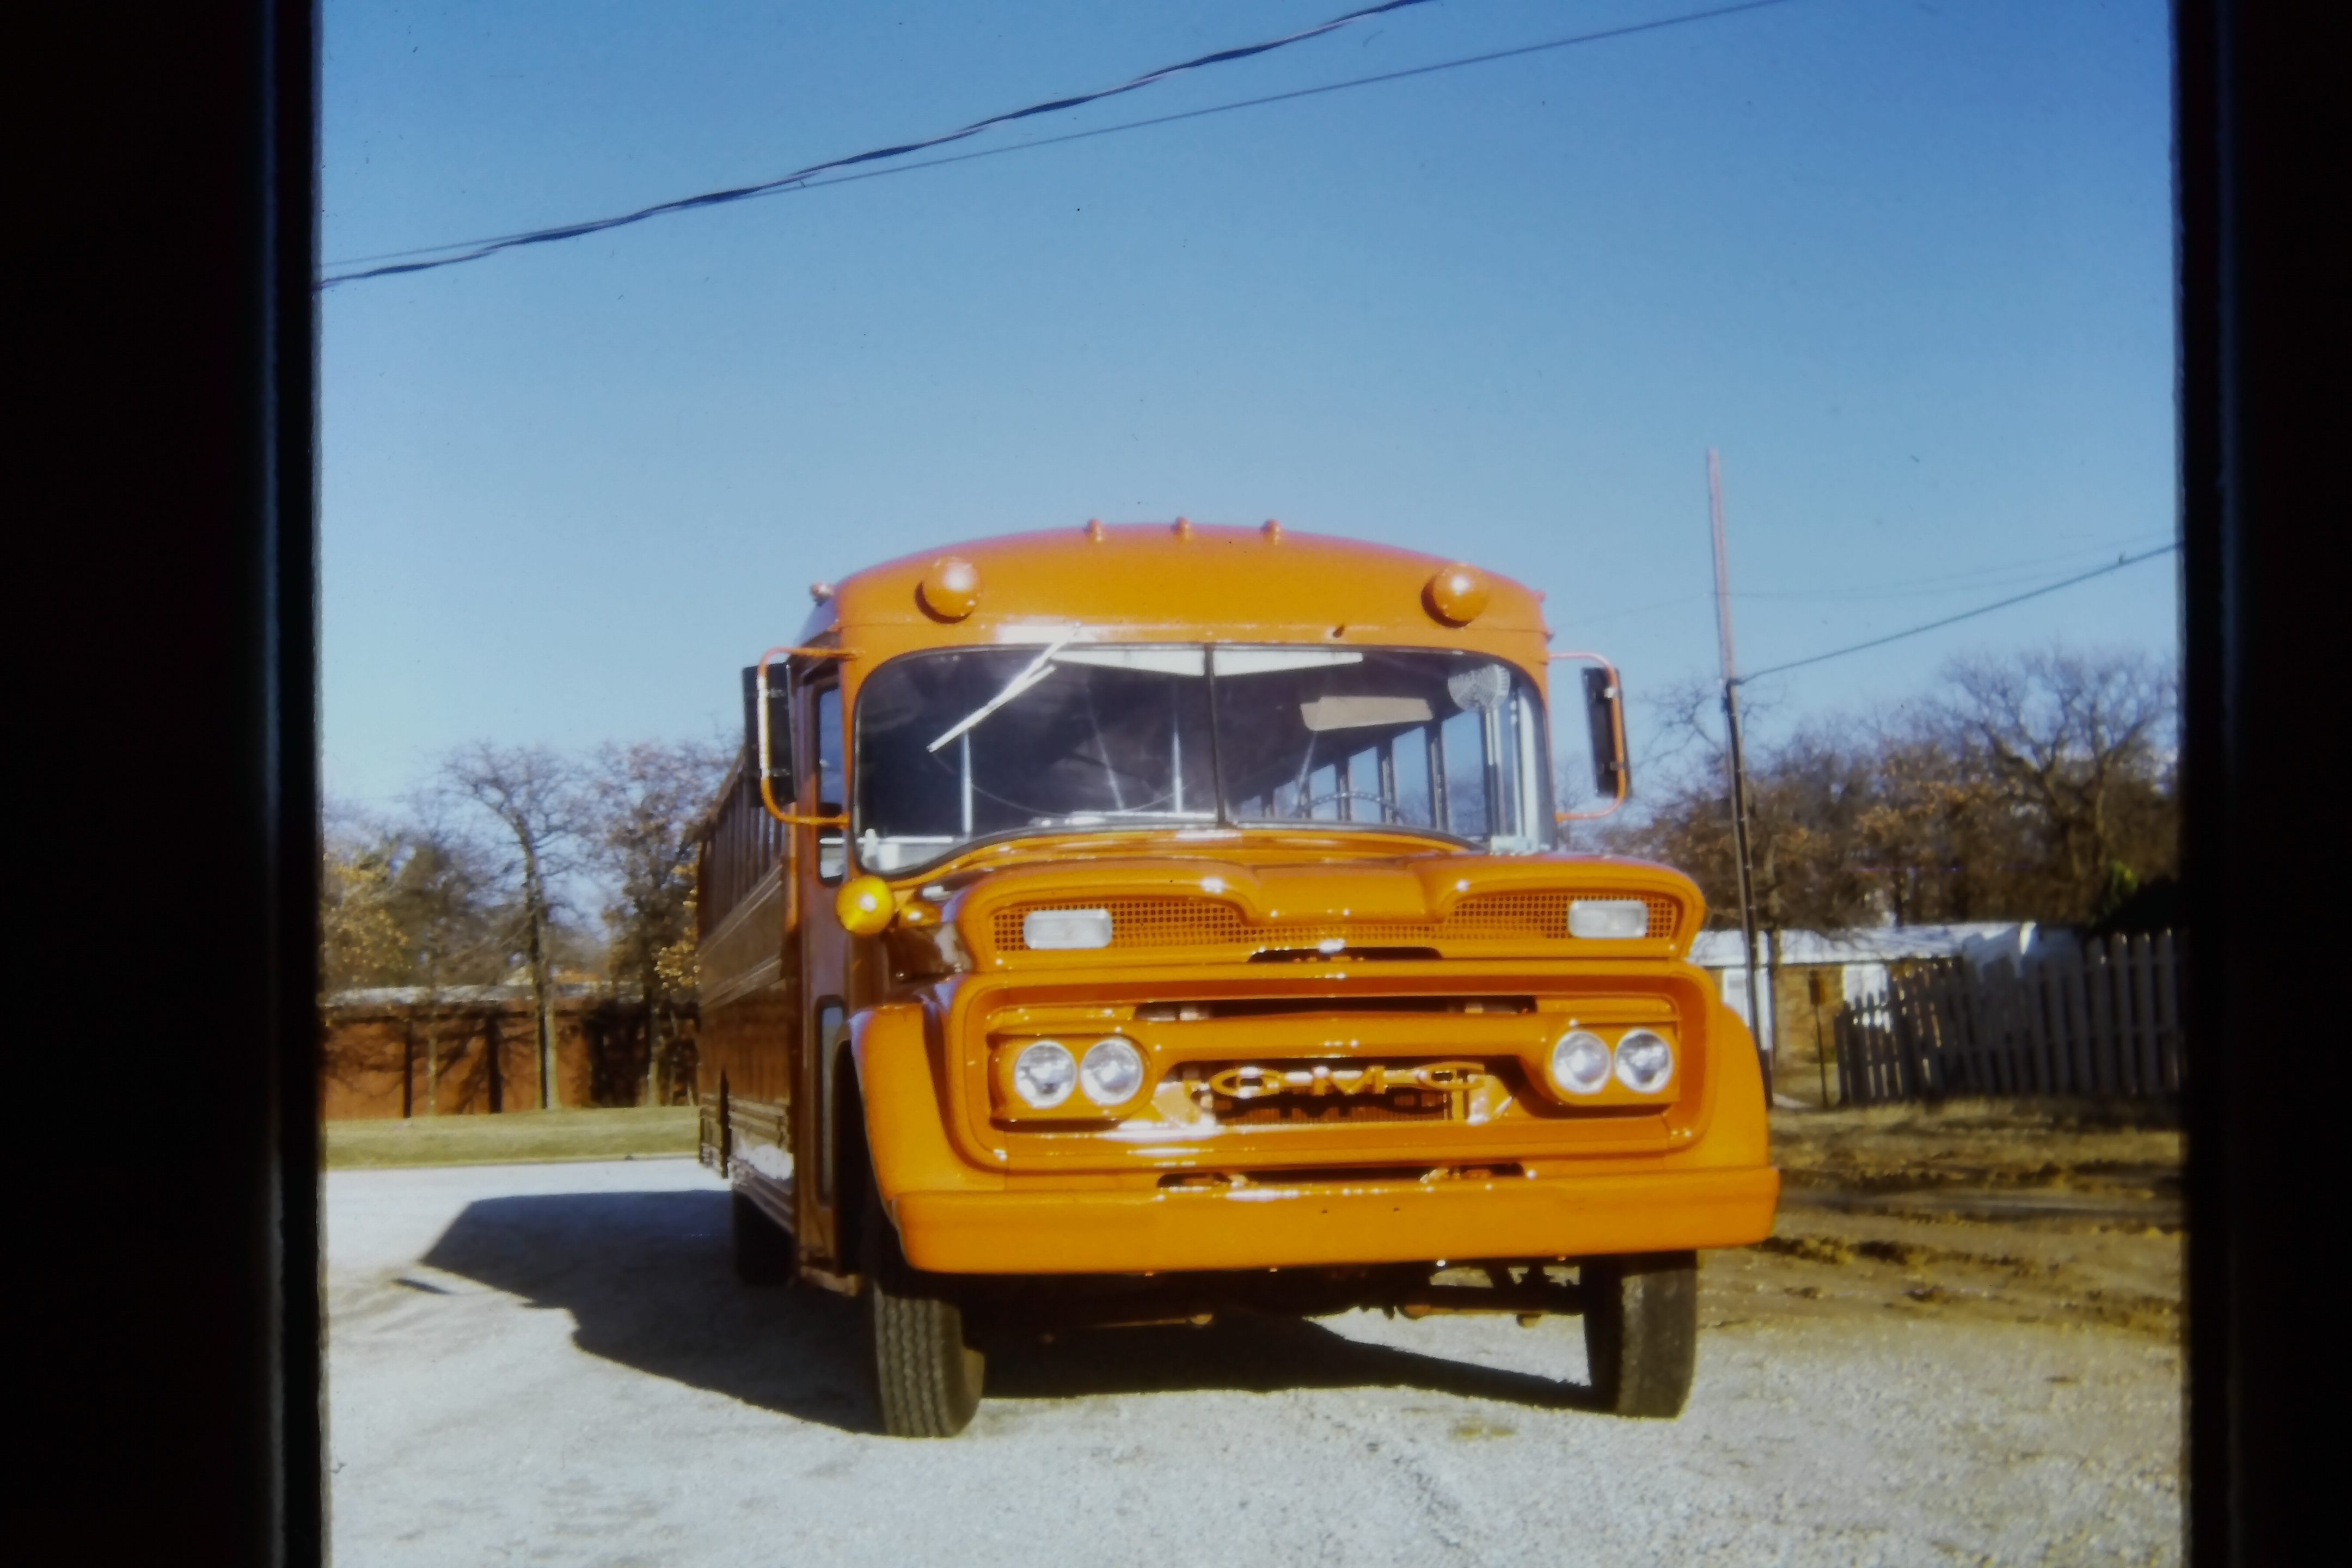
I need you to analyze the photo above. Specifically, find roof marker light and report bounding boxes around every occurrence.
[1084,518,1105,541]
[1262,519,1283,541]
[1173,516,1194,539]
[1424,564,1490,626]
[918,556,982,621]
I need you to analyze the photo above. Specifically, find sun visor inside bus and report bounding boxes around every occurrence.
[1054,647,1206,676]
[1298,695,1435,732]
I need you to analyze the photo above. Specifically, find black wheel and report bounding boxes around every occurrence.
[731,1190,794,1285]
[1582,1251,1698,1418]
[862,1184,983,1437]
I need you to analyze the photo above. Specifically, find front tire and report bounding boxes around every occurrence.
[863,1186,983,1437]
[1583,1251,1699,1418]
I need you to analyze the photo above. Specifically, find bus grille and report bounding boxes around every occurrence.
[991,891,1677,953]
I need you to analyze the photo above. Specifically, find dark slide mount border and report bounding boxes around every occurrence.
[24,2,321,1562]
[19,2,2335,1560]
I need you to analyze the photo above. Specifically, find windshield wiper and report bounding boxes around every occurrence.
[926,634,1074,754]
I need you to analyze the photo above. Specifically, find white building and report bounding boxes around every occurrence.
[1685,922,2078,1055]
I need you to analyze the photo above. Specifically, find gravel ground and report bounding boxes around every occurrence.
[327,1160,2182,1567]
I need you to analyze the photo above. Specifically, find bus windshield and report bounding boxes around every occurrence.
[853,644,1551,872]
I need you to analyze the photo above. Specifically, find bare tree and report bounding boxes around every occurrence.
[1603,679,1889,934]
[584,739,731,1105]
[1601,646,2178,930]
[1933,645,2177,921]
[442,744,581,1110]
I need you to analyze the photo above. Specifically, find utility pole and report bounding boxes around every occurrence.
[1709,450,1772,1096]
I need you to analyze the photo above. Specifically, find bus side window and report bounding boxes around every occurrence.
[814,684,845,883]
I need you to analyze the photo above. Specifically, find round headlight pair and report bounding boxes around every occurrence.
[1012,1037,1146,1109]
[1549,1028,1675,1096]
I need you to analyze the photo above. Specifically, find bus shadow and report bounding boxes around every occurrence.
[986,1319,1606,1414]
[419,1190,1604,1435]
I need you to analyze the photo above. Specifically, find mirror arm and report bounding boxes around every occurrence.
[1549,650,1631,823]
[755,645,857,827]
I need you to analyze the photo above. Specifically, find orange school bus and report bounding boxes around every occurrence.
[694,520,1778,1436]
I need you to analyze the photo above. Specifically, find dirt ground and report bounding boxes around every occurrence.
[323,1098,2187,1564]
[1724,1098,2183,1344]
[329,1153,2184,1567]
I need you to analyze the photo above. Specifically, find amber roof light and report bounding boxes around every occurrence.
[1424,564,1490,626]
[918,556,983,621]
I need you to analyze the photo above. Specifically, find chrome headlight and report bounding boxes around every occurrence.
[1550,1030,1613,1095]
[1079,1037,1147,1106]
[1614,1029,1675,1094]
[1012,1040,1077,1107]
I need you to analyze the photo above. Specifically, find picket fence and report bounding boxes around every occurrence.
[1832,932,2183,1105]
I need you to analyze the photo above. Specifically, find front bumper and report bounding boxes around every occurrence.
[893,1163,1779,1275]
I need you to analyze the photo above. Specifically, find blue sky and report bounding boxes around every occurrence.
[321,0,2177,810]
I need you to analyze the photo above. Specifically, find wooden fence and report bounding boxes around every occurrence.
[1832,932,2183,1105]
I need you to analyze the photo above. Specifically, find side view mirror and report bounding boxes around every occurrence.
[740,660,795,817]
[1551,652,1631,822]
[1582,666,1628,800]
[744,644,855,829]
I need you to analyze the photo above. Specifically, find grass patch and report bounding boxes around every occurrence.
[325,1106,699,1169]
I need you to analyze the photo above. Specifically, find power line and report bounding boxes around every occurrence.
[1735,542,2179,685]
[320,0,1804,288]
[324,0,1437,272]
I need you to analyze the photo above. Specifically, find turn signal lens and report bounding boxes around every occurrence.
[1614,1030,1675,1094]
[1567,899,1649,939]
[835,874,895,935]
[1012,1041,1077,1108]
[1550,1030,1613,1095]
[1024,907,1113,949]
[1079,1037,1147,1105]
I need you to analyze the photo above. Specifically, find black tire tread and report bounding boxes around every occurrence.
[864,1189,983,1437]
[1584,1250,1699,1418]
